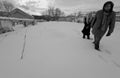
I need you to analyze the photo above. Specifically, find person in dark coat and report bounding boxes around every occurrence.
[82,14,92,39]
[91,1,116,50]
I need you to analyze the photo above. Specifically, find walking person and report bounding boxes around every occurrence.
[82,13,92,39]
[91,1,116,50]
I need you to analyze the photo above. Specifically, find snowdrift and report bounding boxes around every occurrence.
[0,22,120,78]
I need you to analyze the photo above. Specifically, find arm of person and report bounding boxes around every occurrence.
[106,12,116,36]
[90,10,100,28]
[91,16,96,28]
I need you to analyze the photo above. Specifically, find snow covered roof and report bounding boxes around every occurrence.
[0,16,34,21]
[10,8,34,19]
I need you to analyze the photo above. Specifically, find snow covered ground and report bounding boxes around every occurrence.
[0,22,120,78]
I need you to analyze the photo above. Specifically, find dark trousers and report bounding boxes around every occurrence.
[83,34,90,39]
[93,33,104,50]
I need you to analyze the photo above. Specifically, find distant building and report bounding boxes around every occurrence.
[9,8,35,26]
[0,8,35,34]
[32,15,51,21]
[10,8,34,19]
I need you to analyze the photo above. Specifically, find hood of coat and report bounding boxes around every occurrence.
[103,1,114,13]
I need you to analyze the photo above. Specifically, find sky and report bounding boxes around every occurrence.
[0,0,120,15]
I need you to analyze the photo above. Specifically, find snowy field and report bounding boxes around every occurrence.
[0,22,120,78]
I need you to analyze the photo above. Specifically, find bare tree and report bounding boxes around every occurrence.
[0,1,5,11]
[54,8,65,20]
[42,7,65,21]
[2,1,15,12]
[48,7,55,17]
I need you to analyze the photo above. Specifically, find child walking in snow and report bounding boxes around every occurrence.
[82,14,92,39]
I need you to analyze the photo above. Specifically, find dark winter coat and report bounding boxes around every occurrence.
[82,17,92,35]
[92,10,116,37]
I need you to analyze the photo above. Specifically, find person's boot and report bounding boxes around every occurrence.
[95,43,100,51]
[87,35,90,39]
[83,35,85,39]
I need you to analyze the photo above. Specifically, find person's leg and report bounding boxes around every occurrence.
[87,35,90,39]
[93,35,96,44]
[94,35,102,50]
[83,34,85,39]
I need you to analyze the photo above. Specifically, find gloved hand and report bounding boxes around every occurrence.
[106,32,111,36]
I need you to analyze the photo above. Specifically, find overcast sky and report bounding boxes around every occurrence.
[0,0,120,15]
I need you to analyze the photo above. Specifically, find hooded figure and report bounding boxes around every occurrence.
[91,1,116,50]
[82,13,93,39]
